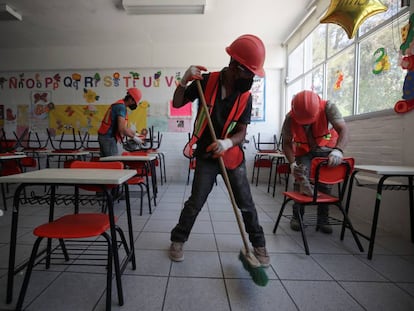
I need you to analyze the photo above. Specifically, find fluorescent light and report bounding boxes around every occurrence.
[122,0,206,15]
[0,4,22,21]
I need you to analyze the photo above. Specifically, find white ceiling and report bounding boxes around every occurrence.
[0,0,314,50]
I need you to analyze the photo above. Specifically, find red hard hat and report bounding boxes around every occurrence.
[291,90,321,125]
[226,34,266,77]
[127,88,142,103]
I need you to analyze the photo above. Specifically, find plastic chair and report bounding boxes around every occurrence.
[82,131,101,160]
[0,129,19,153]
[16,129,49,169]
[148,130,166,185]
[121,151,154,214]
[15,214,121,311]
[251,133,280,186]
[272,157,364,255]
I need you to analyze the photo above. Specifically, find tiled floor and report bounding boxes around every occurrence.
[1,179,414,310]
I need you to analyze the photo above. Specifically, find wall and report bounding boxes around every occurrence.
[345,110,414,240]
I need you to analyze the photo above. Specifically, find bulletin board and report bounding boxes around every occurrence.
[0,69,265,136]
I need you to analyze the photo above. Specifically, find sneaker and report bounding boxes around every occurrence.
[290,217,301,231]
[253,247,270,268]
[169,242,184,262]
[317,223,333,234]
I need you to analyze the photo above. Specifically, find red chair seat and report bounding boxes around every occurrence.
[283,191,339,204]
[34,213,116,239]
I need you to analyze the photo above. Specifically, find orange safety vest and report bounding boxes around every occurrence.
[291,100,338,156]
[183,72,251,169]
[98,100,128,142]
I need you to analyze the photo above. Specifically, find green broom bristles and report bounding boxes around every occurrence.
[238,250,269,287]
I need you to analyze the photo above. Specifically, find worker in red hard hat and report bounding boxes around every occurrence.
[98,87,143,156]
[281,90,350,233]
[168,34,270,267]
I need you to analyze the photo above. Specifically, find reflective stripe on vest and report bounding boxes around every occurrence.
[183,72,250,169]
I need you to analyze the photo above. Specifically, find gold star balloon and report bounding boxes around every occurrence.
[320,0,388,39]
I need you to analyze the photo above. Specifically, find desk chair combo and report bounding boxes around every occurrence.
[273,157,364,255]
[15,161,136,311]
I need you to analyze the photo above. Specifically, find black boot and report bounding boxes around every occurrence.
[317,205,332,234]
[290,204,304,231]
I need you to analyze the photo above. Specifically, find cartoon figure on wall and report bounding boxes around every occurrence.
[395,13,414,114]
[31,91,54,120]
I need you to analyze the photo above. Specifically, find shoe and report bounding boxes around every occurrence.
[317,224,333,234]
[253,247,270,268]
[317,205,333,234]
[290,217,301,231]
[169,242,184,262]
[290,204,304,232]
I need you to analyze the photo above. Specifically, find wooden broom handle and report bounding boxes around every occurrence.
[195,80,250,253]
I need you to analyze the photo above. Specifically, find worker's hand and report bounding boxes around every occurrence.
[180,65,208,87]
[206,139,233,158]
[133,135,143,145]
[328,148,343,166]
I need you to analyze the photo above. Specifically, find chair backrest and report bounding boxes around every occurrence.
[310,157,354,185]
[308,157,354,202]
[69,160,123,170]
[18,129,49,150]
[0,129,19,152]
[253,133,278,152]
[68,160,124,192]
[47,128,83,151]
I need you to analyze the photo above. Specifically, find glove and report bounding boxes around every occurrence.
[180,65,208,87]
[290,162,298,174]
[206,139,233,158]
[328,148,343,166]
[133,135,143,145]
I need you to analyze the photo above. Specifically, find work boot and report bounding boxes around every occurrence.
[290,204,304,231]
[253,247,270,268]
[169,242,184,262]
[293,164,314,196]
[317,205,332,234]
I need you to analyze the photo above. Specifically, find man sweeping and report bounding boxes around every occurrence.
[169,34,269,269]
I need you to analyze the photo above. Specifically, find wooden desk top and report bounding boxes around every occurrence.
[355,165,414,176]
[0,168,136,185]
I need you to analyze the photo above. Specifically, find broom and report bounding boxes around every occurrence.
[195,80,268,286]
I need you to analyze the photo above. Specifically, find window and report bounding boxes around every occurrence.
[286,0,408,117]
[326,46,354,117]
[288,44,304,81]
[358,14,408,114]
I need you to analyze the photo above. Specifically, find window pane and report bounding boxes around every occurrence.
[358,14,408,114]
[326,46,354,117]
[304,65,324,95]
[288,44,304,81]
[359,0,403,36]
[310,24,326,68]
[327,24,353,57]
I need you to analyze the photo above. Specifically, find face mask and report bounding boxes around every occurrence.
[235,78,254,93]
[129,103,138,111]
